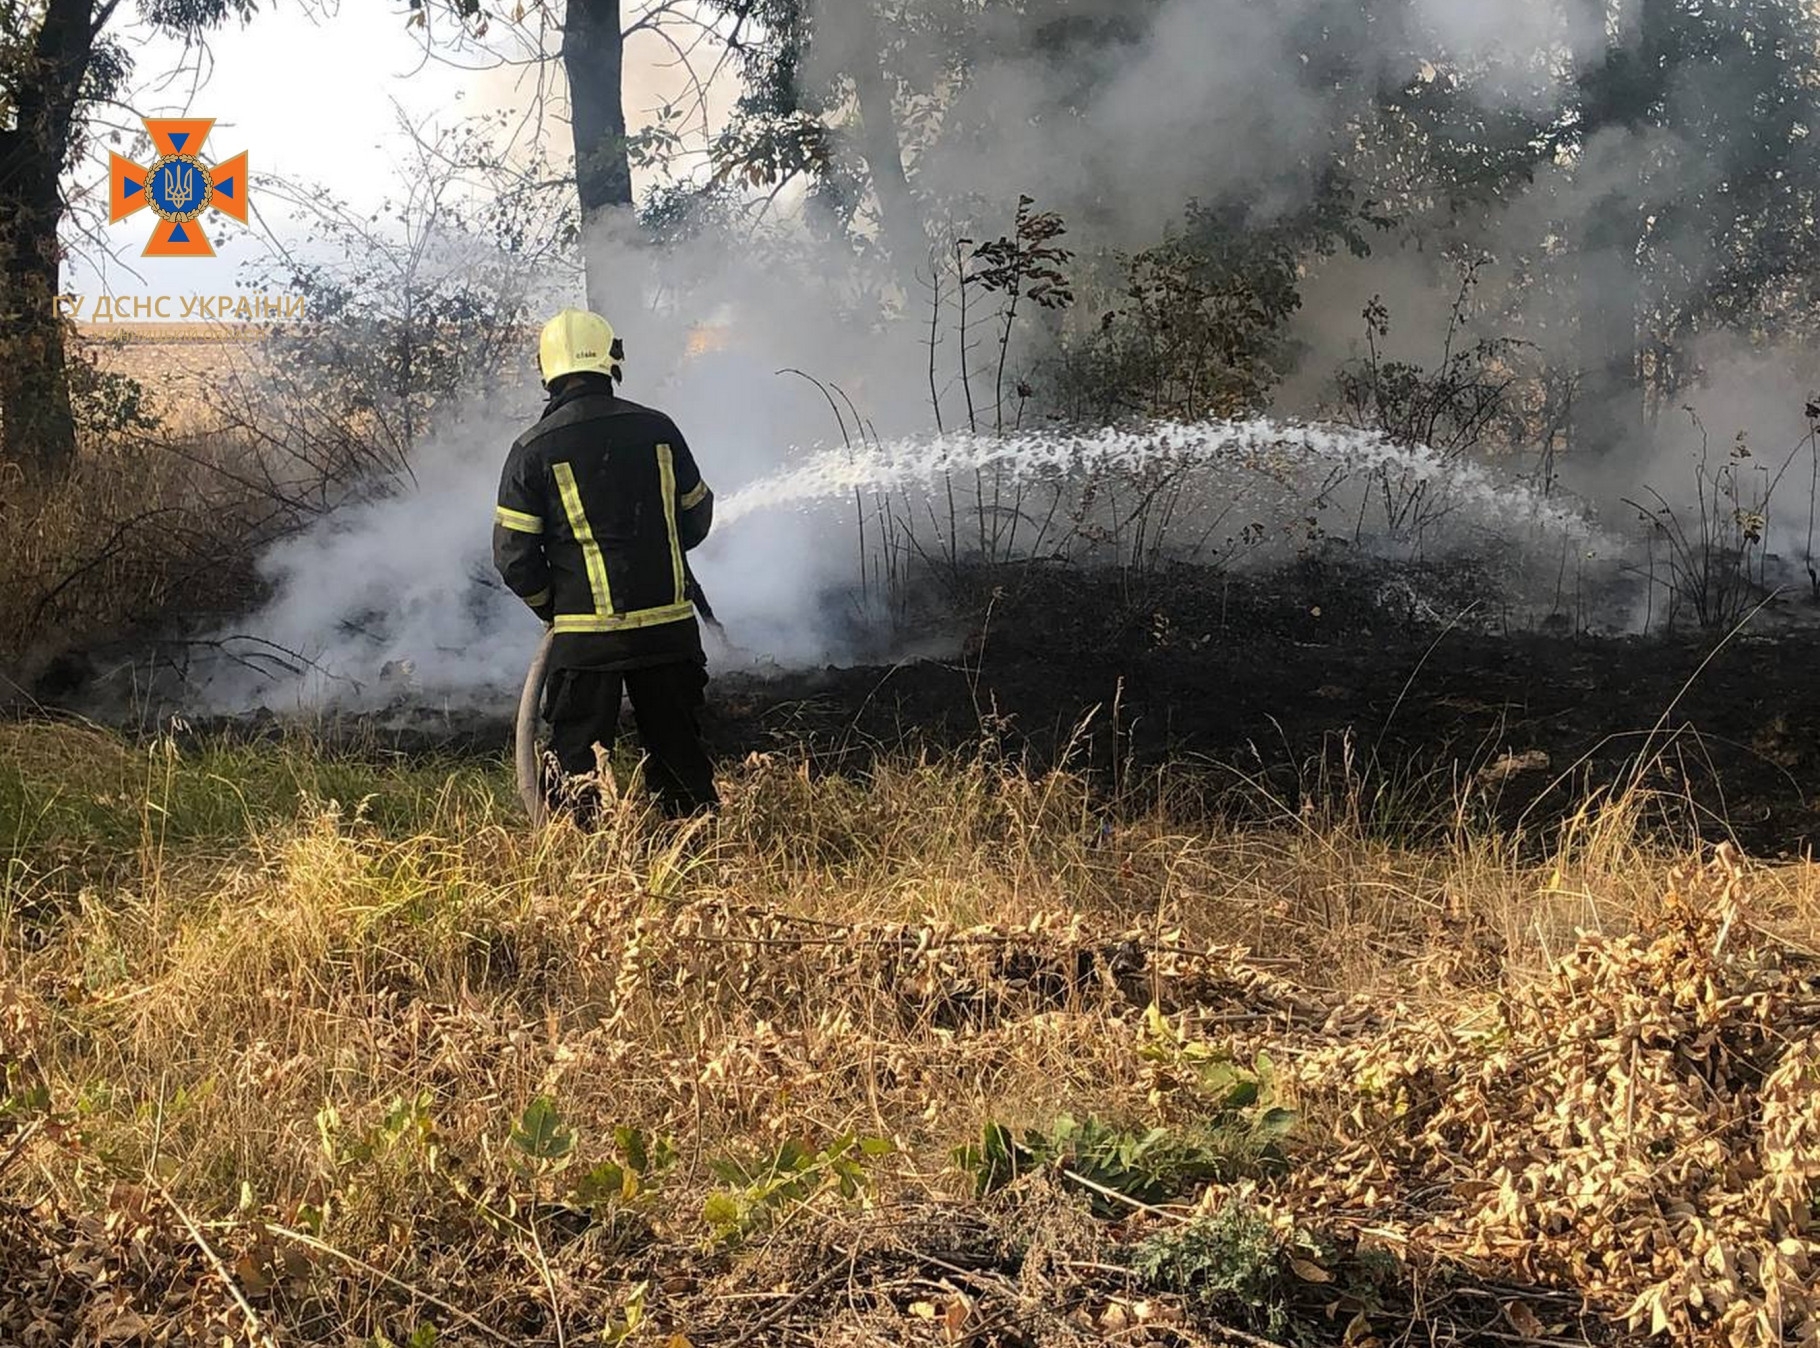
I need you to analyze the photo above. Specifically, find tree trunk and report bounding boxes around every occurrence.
[1575,194,1645,456]
[0,184,79,476]
[561,0,632,314]
[839,3,925,282]
[0,0,94,477]
[1569,0,1660,456]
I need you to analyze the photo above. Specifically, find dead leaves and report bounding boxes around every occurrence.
[0,1188,249,1347]
[908,1292,975,1340]
[1287,845,1820,1348]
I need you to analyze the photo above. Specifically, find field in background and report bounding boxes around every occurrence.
[4,722,1820,1347]
[74,324,264,428]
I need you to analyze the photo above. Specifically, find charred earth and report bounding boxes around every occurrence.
[23,555,1820,857]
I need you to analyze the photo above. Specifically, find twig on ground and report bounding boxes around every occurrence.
[0,1120,42,1185]
[151,1179,280,1348]
[733,1265,846,1339]
[525,1204,567,1348]
[1059,1168,1195,1225]
[265,1221,515,1345]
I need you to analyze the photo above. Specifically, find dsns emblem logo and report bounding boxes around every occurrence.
[109,118,248,258]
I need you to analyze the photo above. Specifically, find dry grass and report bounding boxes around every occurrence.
[0,434,283,669]
[5,722,1819,1344]
[1286,845,1820,1348]
[1,329,395,676]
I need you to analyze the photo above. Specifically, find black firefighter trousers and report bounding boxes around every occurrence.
[542,662,719,823]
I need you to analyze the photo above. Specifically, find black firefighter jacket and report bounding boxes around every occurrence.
[493,374,714,673]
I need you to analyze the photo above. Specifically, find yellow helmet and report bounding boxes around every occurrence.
[538,307,624,386]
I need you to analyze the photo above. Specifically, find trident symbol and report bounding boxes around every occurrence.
[164,163,195,212]
[110,117,249,256]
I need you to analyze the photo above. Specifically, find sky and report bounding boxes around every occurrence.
[64,0,712,304]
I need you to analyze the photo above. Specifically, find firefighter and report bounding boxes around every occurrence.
[492,307,719,822]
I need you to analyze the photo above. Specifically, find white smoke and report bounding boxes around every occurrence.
[185,221,933,710]
[170,0,1820,712]
[192,389,1618,713]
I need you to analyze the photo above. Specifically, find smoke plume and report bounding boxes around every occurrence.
[179,0,1820,713]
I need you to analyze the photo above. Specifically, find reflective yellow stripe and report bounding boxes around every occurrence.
[552,602,695,634]
[553,461,614,616]
[656,443,686,605]
[522,588,551,609]
[495,505,543,534]
[679,480,709,511]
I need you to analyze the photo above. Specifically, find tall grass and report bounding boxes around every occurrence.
[0,432,285,670]
[3,724,1817,1343]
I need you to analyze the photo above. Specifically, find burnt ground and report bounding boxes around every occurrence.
[19,556,1820,856]
[701,559,1820,857]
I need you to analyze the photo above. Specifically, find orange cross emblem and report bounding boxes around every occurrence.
[109,118,249,258]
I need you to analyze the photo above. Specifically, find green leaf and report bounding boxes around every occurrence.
[983,1120,1013,1161]
[1143,1001,1171,1039]
[702,1191,742,1235]
[1222,1079,1261,1110]
[1258,1107,1299,1134]
[614,1125,648,1173]
[1197,1062,1241,1093]
[405,1326,439,1348]
[707,1156,744,1185]
[573,1161,628,1209]
[858,1135,895,1156]
[649,1135,677,1173]
[603,1282,649,1344]
[965,1120,1028,1197]
[510,1096,575,1165]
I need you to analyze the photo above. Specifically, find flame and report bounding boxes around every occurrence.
[685,323,731,358]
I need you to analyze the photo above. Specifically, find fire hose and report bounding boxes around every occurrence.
[513,569,724,824]
[513,625,555,825]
